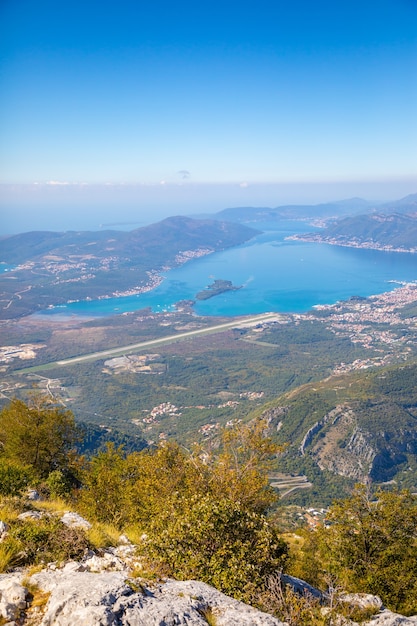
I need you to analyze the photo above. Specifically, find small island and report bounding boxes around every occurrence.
[195,279,242,301]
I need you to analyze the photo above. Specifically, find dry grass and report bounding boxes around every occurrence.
[23,581,51,626]
[87,521,121,549]
[0,541,24,573]
[0,496,26,523]
[32,498,68,515]
[123,525,145,545]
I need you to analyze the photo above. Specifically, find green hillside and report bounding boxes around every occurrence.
[324,213,417,249]
[0,216,258,319]
[296,212,417,251]
[259,359,417,502]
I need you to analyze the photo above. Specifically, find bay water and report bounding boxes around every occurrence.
[40,221,417,318]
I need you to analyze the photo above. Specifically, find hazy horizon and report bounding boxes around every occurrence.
[1,179,416,235]
[1,0,416,234]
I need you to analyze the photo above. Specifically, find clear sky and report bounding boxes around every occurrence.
[0,0,416,232]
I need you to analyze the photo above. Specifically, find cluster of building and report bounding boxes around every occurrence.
[199,422,220,436]
[217,400,240,409]
[174,248,214,264]
[103,354,161,374]
[290,233,417,254]
[111,270,163,298]
[0,344,45,365]
[239,391,265,400]
[143,402,181,424]
[301,283,417,367]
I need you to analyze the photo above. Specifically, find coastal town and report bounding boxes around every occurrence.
[287,228,417,254]
[306,281,417,372]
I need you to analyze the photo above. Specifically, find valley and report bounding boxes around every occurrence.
[1,195,417,505]
[1,277,417,504]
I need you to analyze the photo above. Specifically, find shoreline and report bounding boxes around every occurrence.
[287,234,417,254]
[26,280,417,325]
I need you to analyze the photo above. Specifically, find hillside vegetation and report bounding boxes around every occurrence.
[323,213,417,249]
[258,360,417,503]
[1,396,417,621]
[3,278,417,503]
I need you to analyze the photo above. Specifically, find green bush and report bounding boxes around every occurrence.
[8,516,90,566]
[44,470,73,499]
[140,493,288,602]
[295,486,417,615]
[0,459,32,496]
[0,397,81,480]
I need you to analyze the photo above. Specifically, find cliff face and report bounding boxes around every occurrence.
[262,361,417,491]
[307,406,377,481]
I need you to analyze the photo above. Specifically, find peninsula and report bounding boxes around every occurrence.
[0,217,258,320]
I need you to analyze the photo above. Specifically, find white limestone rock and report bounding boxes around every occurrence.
[17,510,43,521]
[60,511,92,529]
[365,611,417,625]
[0,521,9,542]
[27,489,40,501]
[28,568,286,626]
[340,593,383,611]
[0,575,28,622]
[82,551,127,572]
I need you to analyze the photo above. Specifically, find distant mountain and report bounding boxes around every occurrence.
[0,216,258,265]
[0,216,259,319]
[292,212,417,252]
[212,197,373,223]
[379,193,417,215]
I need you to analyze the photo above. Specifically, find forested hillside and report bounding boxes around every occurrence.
[1,397,417,621]
[260,360,417,502]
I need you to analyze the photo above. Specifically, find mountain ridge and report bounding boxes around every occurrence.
[0,216,259,319]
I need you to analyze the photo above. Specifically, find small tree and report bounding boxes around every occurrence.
[78,443,141,527]
[205,419,281,514]
[302,485,417,615]
[0,396,81,480]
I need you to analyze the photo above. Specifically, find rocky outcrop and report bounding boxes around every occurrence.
[28,569,284,625]
[0,574,28,622]
[0,550,416,625]
[0,555,285,625]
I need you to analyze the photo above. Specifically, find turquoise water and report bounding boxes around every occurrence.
[39,221,417,318]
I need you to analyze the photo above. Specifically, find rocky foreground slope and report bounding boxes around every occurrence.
[1,533,417,626]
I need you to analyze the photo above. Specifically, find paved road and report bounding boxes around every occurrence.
[18,312,281,372]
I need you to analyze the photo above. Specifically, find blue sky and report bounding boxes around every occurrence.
[0,0,416,231]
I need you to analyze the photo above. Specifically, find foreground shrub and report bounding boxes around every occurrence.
[295,486,417,615]
[77,443,142,527]
[0,459,32,497]
[259,573,380,626]
[0,396,81,480]
[259,574,323,626]
[6,516,90,567]
[140,493,288,603]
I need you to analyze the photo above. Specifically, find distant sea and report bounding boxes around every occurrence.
[38,221,417,319]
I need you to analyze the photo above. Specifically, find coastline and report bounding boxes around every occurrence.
[286,234,417,254]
